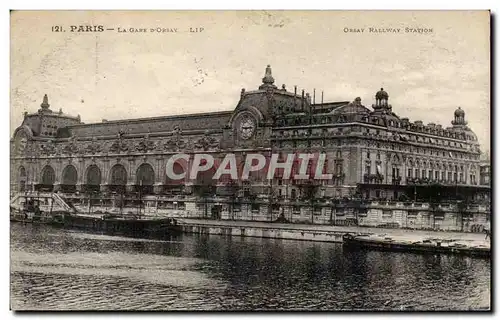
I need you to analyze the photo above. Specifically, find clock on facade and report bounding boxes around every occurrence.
[238,115,256,140]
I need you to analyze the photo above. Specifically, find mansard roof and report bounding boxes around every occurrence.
[66,111,233,138]
[12,66,480,146]
[333,98,370,115]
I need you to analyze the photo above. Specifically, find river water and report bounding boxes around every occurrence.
[10,223,490,311]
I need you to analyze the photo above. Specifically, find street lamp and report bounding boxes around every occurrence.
[137,179,143,217]
[285,183,290,222]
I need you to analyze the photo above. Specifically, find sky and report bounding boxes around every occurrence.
[10,10,490,152]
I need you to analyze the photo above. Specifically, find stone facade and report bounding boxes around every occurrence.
[10,65,491,231]
[480,160,491,186]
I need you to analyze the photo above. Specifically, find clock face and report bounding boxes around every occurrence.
[238,115,256,140]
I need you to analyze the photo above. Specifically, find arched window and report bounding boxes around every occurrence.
[19,166,26,178]
[19,166,27,192]
[110,164,127,186]
[408,159,414,167]
[193,165,217,196]
[60,165,78,193]
[86,165,102,186]
[166,162,186,184]
[41,165,55,186]
[136,163,155,186]
[62,165,78,186]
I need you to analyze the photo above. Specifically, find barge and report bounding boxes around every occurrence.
[343,234,490,258]
[62,213,182,238]
[10,191,182,239]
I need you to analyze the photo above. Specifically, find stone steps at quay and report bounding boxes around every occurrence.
[175,218,491,248]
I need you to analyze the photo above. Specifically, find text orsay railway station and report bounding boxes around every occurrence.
[11,66,491,231]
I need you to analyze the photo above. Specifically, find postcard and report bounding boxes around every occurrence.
[10,10,491,311]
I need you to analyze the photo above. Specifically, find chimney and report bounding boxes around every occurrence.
[294,85,297,109]
[301,90,305,112]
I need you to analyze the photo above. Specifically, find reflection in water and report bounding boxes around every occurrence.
[10,223,490,311]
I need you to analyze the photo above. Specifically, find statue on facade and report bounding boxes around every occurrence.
[109,132,129,153]
[164,136,186,151]
[194,130,219,150]
[164,126,186,151]
[63,136,80,154]
[135,134,156,153]
[40,140,57,156]
[85,137,102,154]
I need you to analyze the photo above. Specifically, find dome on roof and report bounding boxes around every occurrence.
[375,88,388,100]
[467,131,477,140]
[454,107,465,117]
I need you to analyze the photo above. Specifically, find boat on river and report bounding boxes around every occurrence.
[61,212,181,238]
[10,192,68,225]
[342,233,490,258]
[10,191,182,238]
